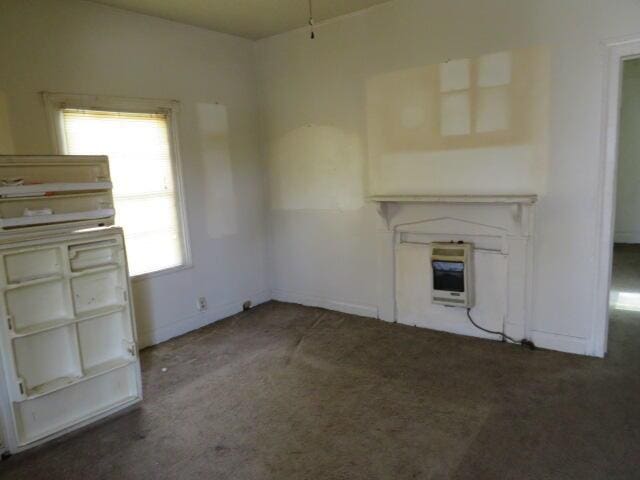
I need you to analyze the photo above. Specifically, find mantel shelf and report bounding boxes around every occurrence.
[367,194,537,229]
[367,194,538,205]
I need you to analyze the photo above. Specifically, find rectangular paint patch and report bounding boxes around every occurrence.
[196,103,238,239]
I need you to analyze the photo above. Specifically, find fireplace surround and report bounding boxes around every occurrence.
[370,195,537,343]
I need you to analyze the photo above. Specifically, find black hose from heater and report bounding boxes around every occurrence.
[466,308,536,349]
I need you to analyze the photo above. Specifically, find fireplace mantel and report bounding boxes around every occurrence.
[372,193,538,347]
[368,193,537,206]
[368,194,537,228]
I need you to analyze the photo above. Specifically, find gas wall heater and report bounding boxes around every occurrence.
[431,242,474,308]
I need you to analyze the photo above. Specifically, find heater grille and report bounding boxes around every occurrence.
[432,248,464,257]
[430,242,474,308]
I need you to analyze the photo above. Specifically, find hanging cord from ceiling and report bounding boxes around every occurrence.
[308,0,315,39]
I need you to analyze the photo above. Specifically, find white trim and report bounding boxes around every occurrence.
[131,263,193,282]
[0,181,112,196]
[163,98,193,278]
[399,312,504,342]
[368,194,537,205]
[41,92,193,278]
[530,330,588,356]
[271,289,379,319]
[593,35,640,358]
[613,231,640,244]
[523,205,536,342]
[137,289,271,348]
[0,208,114,228]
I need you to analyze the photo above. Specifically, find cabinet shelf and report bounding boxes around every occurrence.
[21,357,134,401]
[0,181,112,198]
[26,375,80,399]
[70,263,120,277]
[19,393,140,445]
[6,271,63,286]
[4,278,73,334]
[7,304,126,339]
[76,304,126,323]
[5,274,64,290]
[0,208,115,229]
[8,305,127,339]
[83,357,134,379]
[9,317,75,338]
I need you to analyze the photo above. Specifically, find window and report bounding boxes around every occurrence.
[44,94,190,277]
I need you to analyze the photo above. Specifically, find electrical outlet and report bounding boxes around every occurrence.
[197,296,207,312]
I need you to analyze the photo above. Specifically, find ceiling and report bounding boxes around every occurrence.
[86,0,391,40]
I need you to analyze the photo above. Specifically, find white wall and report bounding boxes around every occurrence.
[256,0,640,355]
[0,0,269,347]
[615,58,640,244]
[365,46,551,195]
[4,0,640,356]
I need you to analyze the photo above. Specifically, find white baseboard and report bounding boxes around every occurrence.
[400,317,503,342]
[395,311,595,356]
[137,289,593,357]
[137,289,271,348]
[614,231,640,244]
[504,322,526,340]
[397,318,591,355]
[530,330,589,355]
[398,312,506,342]
[271,289,378,319]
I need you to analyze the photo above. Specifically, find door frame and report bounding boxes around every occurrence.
[593,35,640,357]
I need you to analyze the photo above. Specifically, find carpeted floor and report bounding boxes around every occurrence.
[1,248,640,479]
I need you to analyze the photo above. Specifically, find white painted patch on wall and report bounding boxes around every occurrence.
[476,88,510,133]
[196,103,238,239]
[366,47,550,196]
[440,58,470,92]
[400,104,427,129]
[477,51,512,87]
[379,145,536,194]
[441,92,471,136]
[268,125,364,211]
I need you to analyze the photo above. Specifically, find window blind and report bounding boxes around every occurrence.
[61,108,184,276]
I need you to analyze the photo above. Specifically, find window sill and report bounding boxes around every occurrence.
[130,263,193,283]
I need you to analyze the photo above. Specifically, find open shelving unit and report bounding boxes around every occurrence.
[0,156,115,233]
[0,181,112,197]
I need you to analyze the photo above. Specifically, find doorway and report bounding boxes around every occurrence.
[608,58,640,350]
[594,37,640,358]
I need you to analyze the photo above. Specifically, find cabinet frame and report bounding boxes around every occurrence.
[0,228,142,451]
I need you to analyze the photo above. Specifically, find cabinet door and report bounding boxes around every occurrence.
[0,245,77,402]
[0,231,142,450]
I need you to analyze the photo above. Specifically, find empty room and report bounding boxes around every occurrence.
[1,0,640,478]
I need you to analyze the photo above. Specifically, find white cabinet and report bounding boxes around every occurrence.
[0,156,114,233]
[0,229,142,450]
[0,156,141,454]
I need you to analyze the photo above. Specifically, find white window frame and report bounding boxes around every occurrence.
[42,92,192,281]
